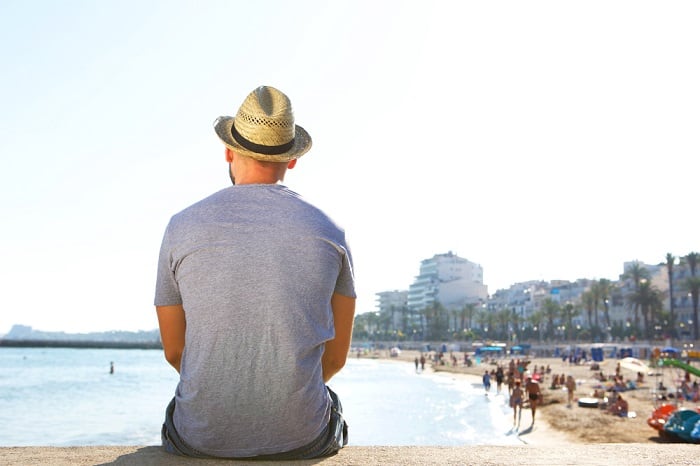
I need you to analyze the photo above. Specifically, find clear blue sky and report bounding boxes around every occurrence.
[1,1,698,334]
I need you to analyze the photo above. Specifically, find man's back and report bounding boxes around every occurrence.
[156,184,354,457]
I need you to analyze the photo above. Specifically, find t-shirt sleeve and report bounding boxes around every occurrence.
[154,223,183,306]
[334,240,356,298]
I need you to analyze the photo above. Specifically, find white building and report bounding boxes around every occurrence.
[375,290,409,329]
[407,252,488,312]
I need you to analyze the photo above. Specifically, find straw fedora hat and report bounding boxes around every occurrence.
[214,86,312,162]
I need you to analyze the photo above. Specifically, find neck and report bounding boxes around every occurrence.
[234,164,287,185]
[235,173,285,185]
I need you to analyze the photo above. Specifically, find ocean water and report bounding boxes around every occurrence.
[0,348,520,447]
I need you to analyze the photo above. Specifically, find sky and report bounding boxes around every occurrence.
[0,1,698,334]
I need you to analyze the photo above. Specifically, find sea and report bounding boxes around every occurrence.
[0,348,522,447]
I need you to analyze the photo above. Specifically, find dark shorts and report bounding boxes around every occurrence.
[161,387,348,460]
[529,393,539,401]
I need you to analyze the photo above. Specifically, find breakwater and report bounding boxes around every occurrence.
[0,339,162,350]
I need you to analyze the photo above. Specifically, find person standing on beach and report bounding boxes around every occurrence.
[525,376,542,424]
[565,375,576,408]
[483,370,491,394]
[495,365,504,394]
[154,86,356,460]
[510,380,524,427]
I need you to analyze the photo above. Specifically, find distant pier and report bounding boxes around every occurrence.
[0,339,162,350]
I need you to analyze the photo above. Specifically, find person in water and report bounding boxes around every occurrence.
[510,379,524,426]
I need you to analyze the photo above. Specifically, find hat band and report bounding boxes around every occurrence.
[231,124,294,156]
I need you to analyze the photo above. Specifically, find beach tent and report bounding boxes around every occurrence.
[619,347,633,358]
[475,346,503,356]
[591,347,604,362]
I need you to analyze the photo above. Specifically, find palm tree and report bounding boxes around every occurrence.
[629,280,663,340]
[598,278,612,330]
[424,301,449,341]
[581,290,595,329]
[623,261,651,329]
[562,303,579,341]
[496,308,511,340]
[354,311,380,340]
[666,253,676,339]
[542,298,561,341]
[528,310,544,343]
[459,303,476,333]
[475,308,493,339]
[449,308,460,335]
[379,311,393,340]
[685,252,700,341]
[510,309,522,342]
[590,281,601,329]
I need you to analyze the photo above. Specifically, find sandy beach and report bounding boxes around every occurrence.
[369,348,693,446]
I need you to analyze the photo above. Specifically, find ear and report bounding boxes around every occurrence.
[225,147,234,163]
[287,159,297,169]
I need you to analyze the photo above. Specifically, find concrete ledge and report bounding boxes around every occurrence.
[0,445,697,465]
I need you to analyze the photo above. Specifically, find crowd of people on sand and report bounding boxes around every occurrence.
[362,346,700,428]
[652,370,700,403]
[401,350,553,428]
[474,354,651,422]
[477,358,547,428]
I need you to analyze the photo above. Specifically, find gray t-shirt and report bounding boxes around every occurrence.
[154,184,355,457]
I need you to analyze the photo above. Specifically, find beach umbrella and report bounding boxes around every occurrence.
[619,357,650,373]
[662,346,681,354]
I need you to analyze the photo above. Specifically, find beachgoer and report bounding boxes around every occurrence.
[109,361,114,374]
[154,86,356,460]
[510,380,524,426]
[608,394,629,417]
[525,376,542,424]
[495,365,504,394]
[483,370,491,394]
[414,357,419,372]
[565,375,576,408]
[507,371,515,396]
[420,354,426,370]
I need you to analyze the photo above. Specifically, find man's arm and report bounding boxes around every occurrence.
[322,293,355,382]
[156,305,186,373]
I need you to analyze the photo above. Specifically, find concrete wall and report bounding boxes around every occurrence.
[1,445,697,466]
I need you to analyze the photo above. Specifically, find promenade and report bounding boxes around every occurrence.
[1,445,697,466]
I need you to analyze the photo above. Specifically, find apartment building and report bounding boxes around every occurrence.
[407,251,488,312]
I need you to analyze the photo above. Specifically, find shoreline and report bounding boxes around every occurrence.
[429,369,574,446]
[370,351,572,446]
[366,348,687,445]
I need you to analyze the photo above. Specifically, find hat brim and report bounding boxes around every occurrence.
[214,116,312,162]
